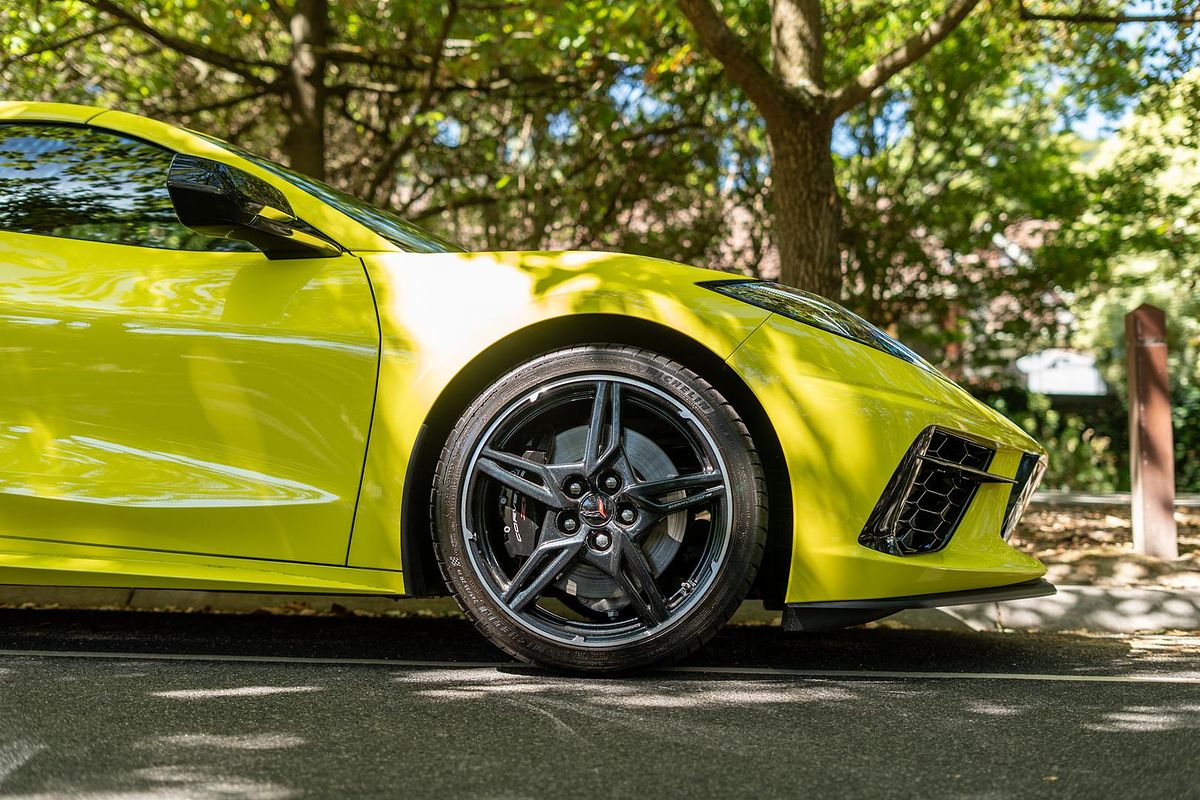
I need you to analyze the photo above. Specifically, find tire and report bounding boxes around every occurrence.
[431,344,767,673]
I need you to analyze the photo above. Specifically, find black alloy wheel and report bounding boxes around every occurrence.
[431,345,767,672]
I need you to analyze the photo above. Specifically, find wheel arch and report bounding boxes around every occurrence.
[400,313,793,607]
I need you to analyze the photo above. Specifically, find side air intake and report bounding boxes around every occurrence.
[859,428,1017,556]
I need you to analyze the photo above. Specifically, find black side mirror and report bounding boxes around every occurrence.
[166,154,341,259]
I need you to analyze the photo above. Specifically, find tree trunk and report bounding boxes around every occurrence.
[767,113,842,298]
[766,0,840,298]
[283,0,328,179]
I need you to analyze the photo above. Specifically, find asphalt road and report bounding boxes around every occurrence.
[1,609,1198,799]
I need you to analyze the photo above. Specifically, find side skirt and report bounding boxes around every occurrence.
[0,536,406,596]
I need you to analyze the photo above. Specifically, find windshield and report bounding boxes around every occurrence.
[200,134,462,254]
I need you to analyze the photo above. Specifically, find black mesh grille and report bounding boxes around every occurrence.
[860,428,998,556]
[893,462,986,553]
[926,429,992,471]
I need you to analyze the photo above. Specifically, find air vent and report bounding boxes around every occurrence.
[1000,452,1047,541]
[860,428,1012,556]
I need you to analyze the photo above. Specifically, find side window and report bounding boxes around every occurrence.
[0,123,254,252]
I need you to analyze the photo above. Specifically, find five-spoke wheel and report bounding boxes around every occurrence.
[432,345,766,672]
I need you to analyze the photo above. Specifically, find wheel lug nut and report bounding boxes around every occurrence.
[565,478,585,498]
[618,506,637,525]
[559,513,579,533]
[601,473,620,492]
[589,530,612,550]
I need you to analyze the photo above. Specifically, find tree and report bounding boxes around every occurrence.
[676,0,984,296]
[675,0,1200,297]
[833,7,1144,364]
[1069,69,1200,491]
[2,2,771,267]
[3,1,631,185]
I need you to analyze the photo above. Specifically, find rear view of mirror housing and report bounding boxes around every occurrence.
[167,154,341,259]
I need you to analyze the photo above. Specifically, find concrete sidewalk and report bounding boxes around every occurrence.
[2,583,1197,634]
[1032,490,1200,508]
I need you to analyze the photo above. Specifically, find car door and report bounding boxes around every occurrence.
[0,122,379,564]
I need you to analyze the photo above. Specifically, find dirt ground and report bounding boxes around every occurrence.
[1013,504,1200,590]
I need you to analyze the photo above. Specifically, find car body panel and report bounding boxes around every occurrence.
[0,231,380,564]
[0,102,102,125]
[0,536,403,594]
[0,101,1048,609]
[727,315,1045,603]
[346,250,772,571]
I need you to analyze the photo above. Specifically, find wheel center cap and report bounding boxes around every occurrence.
[578,492,611,526]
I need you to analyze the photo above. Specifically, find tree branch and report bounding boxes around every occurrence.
[367,0,460,203]
[677,0,797,117]
[162,86,282,116]
[319,44,426,70]
[408,187,507,221]
[79,0,282,86]
[327,79,418,96]
[830,0,983,116]
[1017,1,1199,24]
[0,21,120,70]
[266,0,292,28]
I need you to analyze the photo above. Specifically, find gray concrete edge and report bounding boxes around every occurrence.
[888,585,1200,634]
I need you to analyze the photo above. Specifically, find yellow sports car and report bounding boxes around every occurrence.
[0,102,1051,671]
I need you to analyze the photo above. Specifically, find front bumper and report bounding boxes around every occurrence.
[727,314,1048,605]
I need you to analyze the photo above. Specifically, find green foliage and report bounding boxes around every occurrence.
[3,1,1198,488]
[989,393,1119,492]
[836,4,1154,362]
[1068,72,1200,493]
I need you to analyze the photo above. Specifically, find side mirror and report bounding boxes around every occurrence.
[166,154,341,259]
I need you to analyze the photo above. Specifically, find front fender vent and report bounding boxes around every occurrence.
[859,428,1013,556]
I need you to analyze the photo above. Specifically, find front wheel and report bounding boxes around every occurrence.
[431,345,767,672]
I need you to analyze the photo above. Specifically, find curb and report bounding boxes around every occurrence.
[891,585,1200,634]
[0,585,1196,634]
[1032,491,1200,508]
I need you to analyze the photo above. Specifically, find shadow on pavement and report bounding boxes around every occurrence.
[0,607,1194,678]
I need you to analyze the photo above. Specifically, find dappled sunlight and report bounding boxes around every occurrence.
[392,666,860,710]
[963,700,1025,717]
[0,765,297,800]
[0,741,45,784]
[2,618,1199,798]
[151,686,323,699]
[1083,703,1200,733]
[140,734,305,751]
[348,248,768,570]
[729,314,1044,604]
[0,230,378,566]
[983,588,1200,638]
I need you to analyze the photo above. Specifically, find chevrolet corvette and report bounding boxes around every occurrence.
[0,102,1051,671]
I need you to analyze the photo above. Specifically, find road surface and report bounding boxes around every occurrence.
[1,608,1197,799]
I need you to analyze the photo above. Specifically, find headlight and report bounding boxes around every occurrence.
[701,279,938,374]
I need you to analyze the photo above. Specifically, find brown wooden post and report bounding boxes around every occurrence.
[1125,303,1178,559]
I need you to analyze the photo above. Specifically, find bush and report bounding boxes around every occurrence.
[1174,382,1200,492]
[985,392,1120,492]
